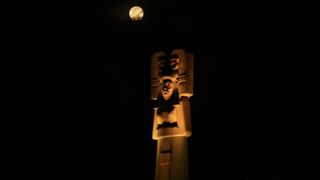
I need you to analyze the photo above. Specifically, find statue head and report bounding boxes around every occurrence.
[151,49,193,101]
[157,53,180,100]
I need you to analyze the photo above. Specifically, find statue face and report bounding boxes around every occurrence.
[161,79,174,100]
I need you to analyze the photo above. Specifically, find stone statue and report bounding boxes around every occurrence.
[151,49,193,180]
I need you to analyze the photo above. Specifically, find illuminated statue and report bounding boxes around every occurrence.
[151,49,193,180]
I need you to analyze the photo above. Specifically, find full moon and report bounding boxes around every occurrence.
[129,6,144,21]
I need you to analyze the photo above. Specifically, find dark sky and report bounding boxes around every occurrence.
[29,0,305,180]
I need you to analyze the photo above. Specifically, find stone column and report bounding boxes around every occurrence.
[151,49,193,180]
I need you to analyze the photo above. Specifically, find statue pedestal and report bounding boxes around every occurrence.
[155,137,189,180]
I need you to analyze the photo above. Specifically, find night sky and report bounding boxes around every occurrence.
[29,0,305,179]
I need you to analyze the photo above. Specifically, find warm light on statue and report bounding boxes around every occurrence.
[151,49,193,140]
[151,49,193,180]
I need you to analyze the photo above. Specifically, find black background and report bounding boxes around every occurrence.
[27,0,309,179]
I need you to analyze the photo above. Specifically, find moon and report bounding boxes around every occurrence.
[129,6,144,21]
